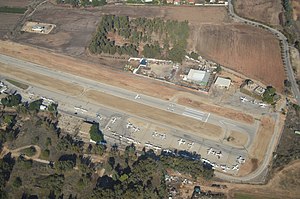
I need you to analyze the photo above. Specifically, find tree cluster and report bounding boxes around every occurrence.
[89,15,189,63]
[1,94,22,107]
[262,86,277,104]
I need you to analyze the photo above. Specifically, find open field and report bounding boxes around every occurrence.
[0,40,254,124]
[0,0,30,8]
[190,23,285,90]
[0,13,22,37]
[234,0,283,27]
[11,3,285,90]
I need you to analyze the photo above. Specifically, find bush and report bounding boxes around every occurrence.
[13,177,22,188]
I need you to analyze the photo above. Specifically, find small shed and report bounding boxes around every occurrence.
[139,58,148,67]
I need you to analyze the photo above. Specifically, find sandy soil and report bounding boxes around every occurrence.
[234,0,283,27]
[190,23,285,90]
[176,97,254,124]
[0,62,84,96]
[226,130,248,148]
[292,0,300,21]
[85,90,223,141]
[0,13,22,37]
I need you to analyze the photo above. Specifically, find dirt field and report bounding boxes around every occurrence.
[0,13,22,37]
[190,23,285,90]
[226,130,248,148]
[0,0,31,7]
[234,0,283,27]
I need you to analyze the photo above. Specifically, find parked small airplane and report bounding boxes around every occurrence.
[135,94,141,99]
[178,138,186,146]
[240,96,249,103]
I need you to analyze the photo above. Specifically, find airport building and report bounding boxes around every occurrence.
[184,69,211,86]
[214,77,231,89]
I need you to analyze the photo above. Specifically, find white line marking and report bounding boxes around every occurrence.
[182,112,203,121]
[185,108,206,115]
[204,113,210,123]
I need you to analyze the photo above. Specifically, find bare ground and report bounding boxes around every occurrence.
[0,13,22,37]
[0,0,31,7]
[292,0,300,21]
[234,0,283,27]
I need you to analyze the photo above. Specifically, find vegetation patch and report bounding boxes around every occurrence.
[0,6,27,14]
[89,15,189,63]
[6,79,29,90]
[20,146,37,157]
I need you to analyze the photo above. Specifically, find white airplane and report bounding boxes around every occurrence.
[207,148,214,155]
[81,108,87,113]
[145,143,152,147]
[237,156,246,164]
[135,94,141,99]
[161,134,166,139]
[74,106,81,110]
[134,127,140,133]
[259,103,268,108]
[178,138,186,146]
[232,164,240,171]
[240,96,248,103]
[111,117,117,124]
[163,149,172,153]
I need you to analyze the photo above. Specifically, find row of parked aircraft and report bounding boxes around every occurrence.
[111,132,141,145]
[152,131,166,140]
[145,142,162,151]
[240,96,268,108]
[126,122,140,133]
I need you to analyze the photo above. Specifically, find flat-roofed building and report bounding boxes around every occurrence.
[185,69,211,86]
[214,77,231,89]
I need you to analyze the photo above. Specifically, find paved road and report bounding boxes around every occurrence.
[0,53,257,147]
[228,0,300,106]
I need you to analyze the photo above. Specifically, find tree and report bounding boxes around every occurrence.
[1,94,22,107]
[89,123,104,143]
[13,177,22,188]
[262,86,276,104]
[28,99,43,112]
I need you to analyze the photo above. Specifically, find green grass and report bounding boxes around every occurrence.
[234,193,277,199]
[0,6,27,14]
[20,146,37,157]
[6,79,29,90]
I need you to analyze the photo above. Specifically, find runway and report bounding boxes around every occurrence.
[0,53,257,149]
